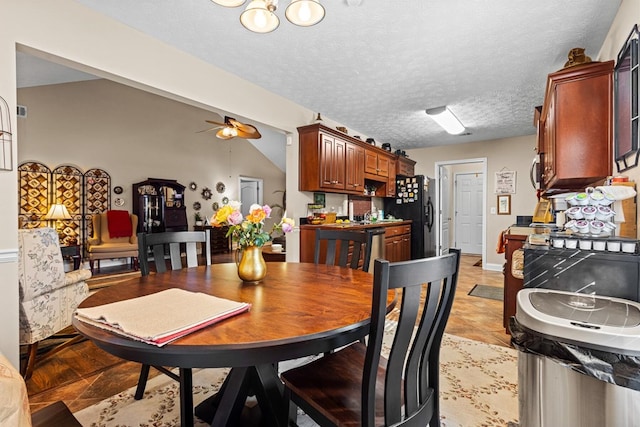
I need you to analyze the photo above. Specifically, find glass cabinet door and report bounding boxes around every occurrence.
[141,195,165,233]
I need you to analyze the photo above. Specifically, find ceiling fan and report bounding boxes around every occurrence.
[199,116,262,140]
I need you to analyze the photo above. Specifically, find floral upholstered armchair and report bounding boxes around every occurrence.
[18,227,91,379]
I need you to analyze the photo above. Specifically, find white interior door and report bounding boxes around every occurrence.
[455,172,484,254]
[435,158,487,265]
[239,177,263,216]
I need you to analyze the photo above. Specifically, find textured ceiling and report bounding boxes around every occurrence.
[25,0,622,150]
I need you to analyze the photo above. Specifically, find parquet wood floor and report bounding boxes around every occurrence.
[26,253,508,415]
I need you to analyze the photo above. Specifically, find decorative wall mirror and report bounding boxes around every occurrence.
[614,24,639,172]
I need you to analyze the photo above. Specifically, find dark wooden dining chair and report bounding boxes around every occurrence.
[137,229,211,275]
[314,228,382,272]
[134,230,211,400]
[281,248,461,427]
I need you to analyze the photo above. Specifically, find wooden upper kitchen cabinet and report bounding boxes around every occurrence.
[536,60,614,192]
[345,142,365,194]
[302,130,346,191]
[386,158,397,198]
[298,123,396,196]
[396,156,416,177]
[299,124,349,193]
[365,149,389,178]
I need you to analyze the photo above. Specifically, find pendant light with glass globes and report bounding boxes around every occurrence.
[211,0,325,33]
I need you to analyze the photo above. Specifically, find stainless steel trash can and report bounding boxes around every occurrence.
[513,289,640,427]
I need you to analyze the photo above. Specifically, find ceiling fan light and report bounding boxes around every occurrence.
[211,0,247,7]
[425,106,466,135]
[221,127,238,137]
[285,0,325,27]
[240,0,280,33]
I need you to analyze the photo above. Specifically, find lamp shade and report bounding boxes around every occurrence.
[285,0,325,27]
[240,0,280,33]
[211,0,246,6]
[44,204,72,220]
[425,106,466,135]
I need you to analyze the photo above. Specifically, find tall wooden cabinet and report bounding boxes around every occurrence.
[132,178,188,234]
[536,60,614,192]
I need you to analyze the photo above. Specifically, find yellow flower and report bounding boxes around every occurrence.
[213,205,234,225]
[247,208,267,224]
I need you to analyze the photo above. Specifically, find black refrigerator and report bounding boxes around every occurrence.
[384,175,436,259]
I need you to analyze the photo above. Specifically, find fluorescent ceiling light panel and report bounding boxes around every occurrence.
[425,106,465,135]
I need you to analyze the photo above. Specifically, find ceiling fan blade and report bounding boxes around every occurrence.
[196,126,223,133]
[227,118,262,139]
[236,126,262,139]
[205,119,227,126]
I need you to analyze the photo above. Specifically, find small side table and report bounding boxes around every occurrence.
[60,245,82,270]
[262,245,286,262]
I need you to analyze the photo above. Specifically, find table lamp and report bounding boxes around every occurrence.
[43,204,71,241]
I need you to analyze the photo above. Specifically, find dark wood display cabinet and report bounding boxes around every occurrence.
[535,60,614,193]
[132,178,188,234]
[503,233,527,334]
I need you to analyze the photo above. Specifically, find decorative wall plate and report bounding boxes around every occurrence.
[189,182,197,191]
[222,196,229,205]
[113,186,123,194]
[216,182,226,193]
[114,198,124,207]
[201,187,212,200]
[212,202,219,210]
[193,201,201,211]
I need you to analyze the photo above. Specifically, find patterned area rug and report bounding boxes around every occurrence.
[74,326,518,426]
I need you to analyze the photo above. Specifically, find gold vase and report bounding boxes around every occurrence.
[235,245,267,283]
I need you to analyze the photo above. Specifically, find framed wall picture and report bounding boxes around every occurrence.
[495,170,516,194]
[497,194,511,215]
[313,192,325,208]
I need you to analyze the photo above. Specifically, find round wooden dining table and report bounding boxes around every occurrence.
[73,262,393,427]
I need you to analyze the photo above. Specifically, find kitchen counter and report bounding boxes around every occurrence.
[299,220,413,265]
[299,219,412,230]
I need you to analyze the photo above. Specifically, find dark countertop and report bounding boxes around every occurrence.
[299,220,412,230]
